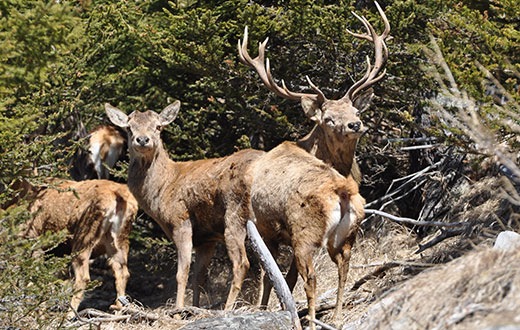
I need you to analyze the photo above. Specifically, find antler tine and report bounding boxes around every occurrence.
[343,1,390,102]
[305,76,326,102]
[238,27,272,90]
[239,27,322,102]
[375,1,391,38]
[346,12,373,41]
[346,56,372,101]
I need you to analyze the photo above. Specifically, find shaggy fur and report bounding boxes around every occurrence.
[24,179,138,315]
[106,101,264,309]
[249,141,365,327]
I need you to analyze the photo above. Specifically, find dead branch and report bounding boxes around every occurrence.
[120,305,161,321]
[365,159,442,210]
[246,220,302,330]
[400,144,440,151]
[164,305,222,318]
[415,226,469,254]
[308,317,339,330]
[351,260,436,269]
[71,308,131,325]
[382,137,438,144]
[350,260,434,291]
[350,262,399,292]
[365,209,467,228]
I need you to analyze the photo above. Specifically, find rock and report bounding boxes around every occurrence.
[180,311,293,330]
[493,231,520,251]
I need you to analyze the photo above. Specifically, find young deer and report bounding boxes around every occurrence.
[70,125,127,181]
[105,101,264,310]
[23,179,138,317]
[238,1,390,182]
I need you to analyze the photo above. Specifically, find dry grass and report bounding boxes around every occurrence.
[345,247,520,330]
[69,174,520,329]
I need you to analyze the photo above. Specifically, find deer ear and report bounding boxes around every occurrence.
[301,96,323,123]
[160,100,181,126]
[105,103,129,128]
[353,88,374,113]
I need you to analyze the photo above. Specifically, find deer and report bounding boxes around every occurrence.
[106,99,365,329]
[70,125,127,181]
[238,1,389,315]
[22,178,138,318]
[238,1,390,183]
[248,142,365,329]
[105,101,264,310]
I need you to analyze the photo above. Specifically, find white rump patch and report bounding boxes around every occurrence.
[324,200,357,250]
[103,201,125,238]
[89,142,103,178]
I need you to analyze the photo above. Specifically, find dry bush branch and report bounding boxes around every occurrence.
[426,35,520,184]
[364,153,470,252]
[365,159,443,210]
[71,308,131,326]
[308,317,339,330]
[415,226,469,254]
[365,209,467,228]
[350,260,433,292]
[246,220,301,330]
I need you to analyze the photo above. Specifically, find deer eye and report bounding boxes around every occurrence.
[355,110,360,117]
[156,125,162,131]
[324,117,335,125]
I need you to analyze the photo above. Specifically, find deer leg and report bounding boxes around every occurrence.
[192,242,217,307]
[105,235,130,310]
[255,266,265,306]
[286,256,299,291]
[327,234,355,322]
[293,244,317,330]
[69,248,93,317]
[172,220,193,309]
[223,225,250,310]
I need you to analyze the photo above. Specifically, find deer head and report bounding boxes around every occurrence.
[238,1,390,142]
[105,101,180,160]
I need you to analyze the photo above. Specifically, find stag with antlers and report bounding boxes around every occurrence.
[238,1,390,182]
[106,100,366,330]
[238,2,389,325]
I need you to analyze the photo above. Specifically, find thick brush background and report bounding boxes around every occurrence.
[0,0,519,328]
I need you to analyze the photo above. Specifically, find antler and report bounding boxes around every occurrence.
[239,1,389,105]
[343,1,390,102]
[238,26,326,103]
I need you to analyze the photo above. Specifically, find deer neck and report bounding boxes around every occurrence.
[127,145,175,219]
[297,125,358,177]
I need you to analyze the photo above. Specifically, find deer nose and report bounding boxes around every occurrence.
[347,121,361,132]
[136,136,150,146]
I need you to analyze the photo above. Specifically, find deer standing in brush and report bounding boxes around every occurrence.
[239,1,390,182]
[23,179,138,317]
[248,143,365,329]
[238,1,389,324]
[105,101,263,309]
[105,101,365,330]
